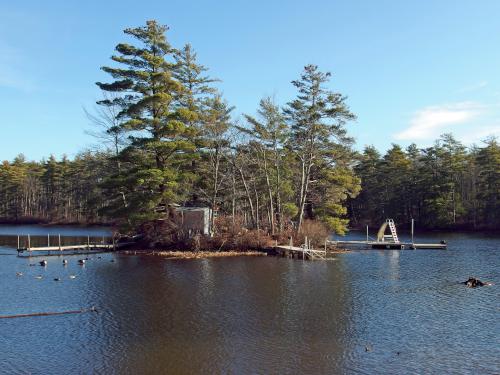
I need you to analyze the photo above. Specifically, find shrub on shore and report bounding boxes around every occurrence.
[132,215,330,252]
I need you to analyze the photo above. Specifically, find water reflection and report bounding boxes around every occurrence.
[48,256,354,374]
[0,227,498,374]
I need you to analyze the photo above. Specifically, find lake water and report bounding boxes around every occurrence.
[0,226,499,374]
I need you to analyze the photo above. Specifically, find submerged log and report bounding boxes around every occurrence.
[462,277,487,288]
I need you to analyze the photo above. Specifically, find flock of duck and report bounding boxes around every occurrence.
[15,256,116,281]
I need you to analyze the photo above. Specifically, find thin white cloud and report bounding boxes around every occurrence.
[394,102,483,141]
[458,124,500,143]
[456,81,488,94]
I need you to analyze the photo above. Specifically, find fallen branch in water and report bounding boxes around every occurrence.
[0,307,98,319]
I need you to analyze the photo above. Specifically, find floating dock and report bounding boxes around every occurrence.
[329,219,447,250]
[272,218,447,261]
[328,240,447,250]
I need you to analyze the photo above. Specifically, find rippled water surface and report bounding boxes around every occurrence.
[0,226,499,374]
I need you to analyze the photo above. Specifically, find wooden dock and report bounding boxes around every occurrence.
[328,240,447,250]
[16,234,117,256]
[18,244,114,252]
[17,244,116,256]
[274,245,327,260]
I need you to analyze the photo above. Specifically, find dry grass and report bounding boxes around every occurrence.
[327,248,350,254]
[118,250,267,259]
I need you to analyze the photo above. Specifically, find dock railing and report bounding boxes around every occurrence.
[15,234,114,255]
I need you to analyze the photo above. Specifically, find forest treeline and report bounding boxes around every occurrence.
[0,153,110,224]
[350,135,500,230]
[1,135,498,231]
[0,20,498,235]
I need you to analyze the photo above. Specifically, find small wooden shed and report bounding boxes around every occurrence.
[174,207,212,236]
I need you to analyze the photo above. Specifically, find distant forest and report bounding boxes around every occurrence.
[1,134,498,231]
[350,135,500,230]
[0,20,498,234]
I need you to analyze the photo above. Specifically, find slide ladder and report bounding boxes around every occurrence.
[387,219,399,243]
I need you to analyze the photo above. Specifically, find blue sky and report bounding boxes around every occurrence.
[1,0,500,161]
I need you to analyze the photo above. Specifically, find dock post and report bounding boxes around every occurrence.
[47,233,50,247]
[28,234,31,250]
[411,219,414,244]
[304,236,308,260]
[58,234,61,251]
[87,235,90,250]
[17,235,19,250]
[366,225,369,242]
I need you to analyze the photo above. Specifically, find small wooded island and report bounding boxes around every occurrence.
[0,20,499,253]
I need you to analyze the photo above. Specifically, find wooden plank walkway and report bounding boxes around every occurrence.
[17,244,116,257]
[14,233,116,256]
[275,245,327,260]
[18,244,114,252]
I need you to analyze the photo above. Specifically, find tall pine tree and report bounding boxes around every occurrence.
[96,20,198,227]
[284,65,358,233]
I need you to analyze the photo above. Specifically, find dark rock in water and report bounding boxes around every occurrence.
[62,260,68,265]
[463,277,486,288]
[78,259,86,265]
[54,277,61,281]
[39,260,47,266]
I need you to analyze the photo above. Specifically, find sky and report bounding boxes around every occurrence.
[1,0,500,161]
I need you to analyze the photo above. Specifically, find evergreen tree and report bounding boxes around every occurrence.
[352,146,383,225]
[284,65,357,233]
[419,135,468,227]
[476,137,500,227]
[173,43,217,124]
[96,20,198,227]
[379,145,412,223]
[173,43,219,204]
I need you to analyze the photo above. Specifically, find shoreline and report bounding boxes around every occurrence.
[118,248,350,259]
[0,218,113,227]
[1,220,498,235]
[118,250,268,259]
